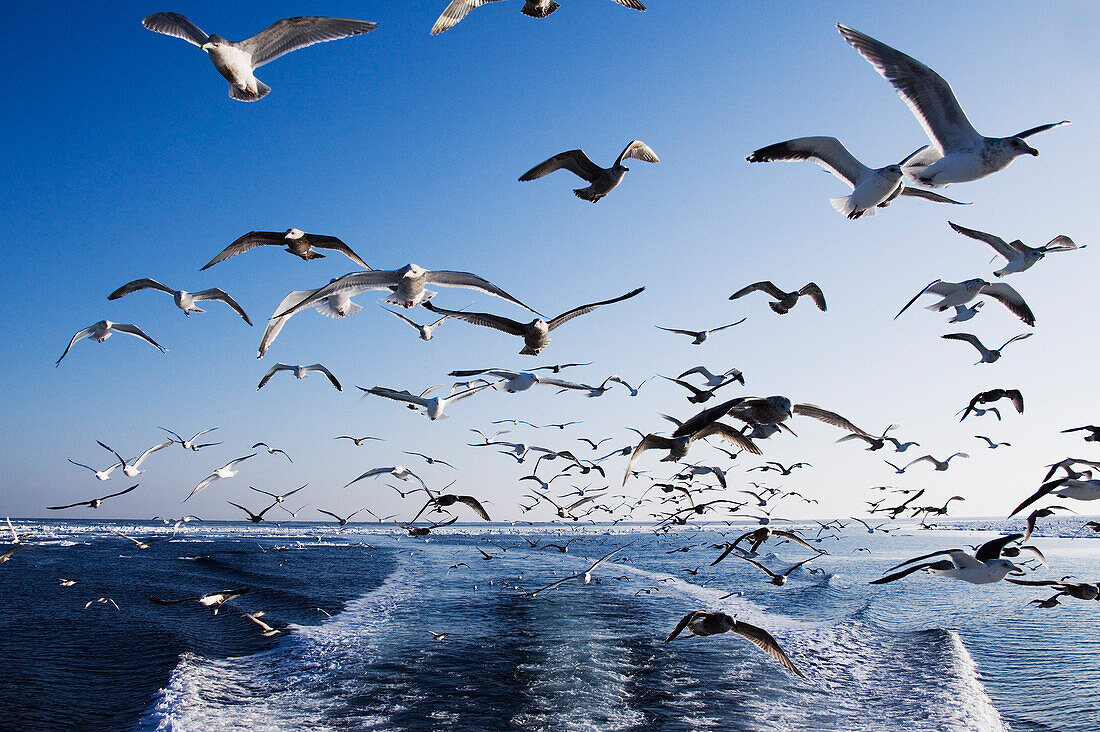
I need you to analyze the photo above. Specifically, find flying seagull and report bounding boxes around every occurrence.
[941,332,1032,364]
[358,382,490,420]
[185,454,256,502]
[1062,426,1100,443]
[410,492,491,523]
[729,282,826,315]
[431,0,645,35]
[142,13,378,101]
[948,222,1081,277]
[519,141,659,202]
[227,500,280,523]
[344,466,428,491]
[664,611,803,677]
[257,363,342,391]
[257,279,365,358]
[523,543,632,596]
[423,287,644,355]
[1010,477,1100,518]
[836,24,1068,187]
[47,484,138,510]
[382,306,455,341]
[202,229,370,270]
[740,555,820,587]
[903,452,969,472]
[158,426,220,451]
[959,389,1023,421]
[275,264,536,318]
[624,420,761,485]
[56,321,166,365]
[107,279,251,324]
[149,586,252,614]
[677,367,745,387]
[96,440,174,477]
[747,136,965,218]
[655,319,746,345]
[870,533,1024,584]
[895,279,1034,326]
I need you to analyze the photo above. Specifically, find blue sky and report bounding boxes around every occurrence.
[1,2,1096,522]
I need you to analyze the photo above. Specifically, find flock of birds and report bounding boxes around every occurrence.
[9,7,1097,682]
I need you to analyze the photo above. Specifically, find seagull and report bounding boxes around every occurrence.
[941,332,1032,364]
[344,466,428,491]
[959,389,1024,421]
[359,382,490,420]
[149,586,251,614]
[85,597,120,610]
[335,435,384,446]
[0,546,29,564]
[428,630,450,641]
[114,530,150,550]
[712,527,818,561]
[1062,426,1100,443]
[729,282,826,315]
[274,264,536,317]
[107,279,251,324]
[975,435,1011,449]
[251,443,293,462]
[142,13,378,101]
[258,279,366,358]
[423,287,644,356]
[382,307,455,341]
[47,484,138,510]
[677,367,745,388]
[258,364,342,391]
[895,279,1034,326]
[658,375,739,405]
[1023,506,1075,542]
[870,534,1024,584]
[523,543,632,596]
[403,451,456,469]
[410,492,491,523]
[185,454,256,502]
[447,368,589,394]
[747,136,965,218]
[664,611,803,677]
[624,420,761,486]
[58,578,77,586]
[949,302,984,323]
[431,0,645,35]
[227,500,280,523]
[836,24,1068,187]
[748,461,812,476]
[317,507,367,526]
[655,319,746,345]
[904,453,969,472]
[948,222,1081,277]
[56,320,166,365]
[67,457,122,482]
[202,229,370,270]
[97,440,174,477]
[1010,477,1100,518]
[519,141,659,202]
[241,611,283,637]
[740,555,820,587]
[158,427,220,451]
[1007,578,1100,605]
[528,490,595,521]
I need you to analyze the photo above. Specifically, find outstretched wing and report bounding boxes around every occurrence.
[241,17,379,68]
[430,0,507,35]
[423,270,537,313]
[548,287,645,331]
[732,620,805,677]
[664,611,701,643]
[202,231,287,271]
[615,140,660,166]
[746,136,870,187]
[107,278,174,300]
[797,283,827,311]
[694,422,761,456]
[519,150,603,183]
[112,324,168,353]
[142,12,210,47]
[305,364,342,391]
[978,283,1035,326]
[793,404,868,436]
[422,302,528,336]
[192,289,252,325]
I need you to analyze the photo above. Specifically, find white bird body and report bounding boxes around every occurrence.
[56,320,167,365]
[948,302,983,323]
[186,454,256,502]
[895,278,1035,326]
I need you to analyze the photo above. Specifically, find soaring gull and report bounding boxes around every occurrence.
[202,229,370,270]
[56,321,167,366]
[519,141,659,202]
[431,0,645,35]
[108,279,251,324]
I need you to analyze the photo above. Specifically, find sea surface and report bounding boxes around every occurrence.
[1,518,1098,731]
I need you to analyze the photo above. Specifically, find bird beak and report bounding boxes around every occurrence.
[200,42,213,51]
[1026,146,1039,156]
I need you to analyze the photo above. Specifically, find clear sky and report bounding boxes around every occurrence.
[1,1,1096,523]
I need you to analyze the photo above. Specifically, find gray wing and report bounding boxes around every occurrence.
[899,187,969,205]
[364,387,429,407]
[978,283,1035,326]
[56,325,96,366]
[746,136,871,187]
[108,278,174,300]
[423,270,536,312]
[948,222,1015,260]
[837,24,981,154]
[894,279,944,319]
[457,496,491,521]
[277,271,399,318]
[710,319,747,333]
[547,287,645,331]
[308,235,371,269]
[142,12,210,47]
[729,281,788,301]
[258,290,312,358]
[792,404,868,436]
[624,435,675,485]
[192,289,252,325]
[304,364,342,391]
[1014,120,1070,139]
[941,333,986,353]
[431,0,506,35]
[664,612,701,643]
[770,530,818,552]
[693,423,762,456]
[112,324,167,352]
[611,0,647,10]
[519,150,603,183]
[241,17,379,69]
[974,533,1023,562]
[202,232,287,271]
[422,302,528,336]
[615,140,659,166]
[798,283,827,311]
[1000,333,1032,350]
[257,364,293,390]
[732,621,804,677]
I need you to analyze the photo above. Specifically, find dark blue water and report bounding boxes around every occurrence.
[1,519,1097,731]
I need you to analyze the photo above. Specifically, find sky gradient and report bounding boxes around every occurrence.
[2,1,1097,523]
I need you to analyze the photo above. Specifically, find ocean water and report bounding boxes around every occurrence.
[1,519,1098,731]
